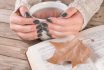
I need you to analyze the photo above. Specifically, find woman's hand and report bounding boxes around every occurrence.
[10,6,38,40]
[48,8,84,38]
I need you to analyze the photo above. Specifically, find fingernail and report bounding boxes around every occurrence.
[25,12,32,18]
[47,33,52,38]
[36,25,42,30]
[67,61,71,64]
[33,20,40,24]
[37,29,42,33]
[43,28,49,32]
[42,23,48,27]
[38,34,42,38]
[46,18,52,23]
[61,12,68,17]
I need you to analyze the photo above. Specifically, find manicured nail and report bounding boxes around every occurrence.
[25,12,32,18]
[67,61,71,64]
[37,29,42,33]
[38,34,42,38]
[61,12,68,17]
[42,23,48,27]
[43,28,49,32]
[46,18,52,23]
[36,25,42,30]
[47,33,52,38]
[33,20,40,24]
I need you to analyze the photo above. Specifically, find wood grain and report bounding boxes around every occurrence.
[0,37,28,59]
[0,22,21,40]
[0,44,27,60]
[0,0,15,10]
[0,9,12,23]
[0,37,40,59]
[0,55,31,70]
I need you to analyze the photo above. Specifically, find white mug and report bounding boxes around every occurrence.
[29,1,68,40]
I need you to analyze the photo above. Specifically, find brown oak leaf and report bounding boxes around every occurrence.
[48,39,92,68]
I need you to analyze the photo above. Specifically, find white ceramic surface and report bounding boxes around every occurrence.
[29,1,68,15]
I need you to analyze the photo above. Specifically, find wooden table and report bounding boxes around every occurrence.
[0,0,104,70]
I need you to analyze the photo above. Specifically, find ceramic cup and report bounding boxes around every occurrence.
[29,1,68,40]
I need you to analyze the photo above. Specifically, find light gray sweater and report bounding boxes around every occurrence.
[14,0,103,29]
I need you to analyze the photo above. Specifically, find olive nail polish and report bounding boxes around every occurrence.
[47,33,52,38]
[36,25,42,30]
[33,20,40,24]
[42,23,48,27]
[43,28,49,32]
[61,12,68,17]
[37,29,42,33]
[38,34,42,38]
[25,12,32,18]
[46,18,52,23]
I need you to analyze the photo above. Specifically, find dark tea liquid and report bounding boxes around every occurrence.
[32,7,64,19]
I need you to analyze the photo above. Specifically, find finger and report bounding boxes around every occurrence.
[17,32,38,40]
[48,17,67,26]
[48,23,66,32]
[19,6,29,17]
[10,23,36,33]
[51,35,58,38]
[49,30,65,38]
[61,7,78,18]
[48,13,83,26]
[48,23,81,32]
[49,30,78,38]
[11,13,36,25]
[71,12,84,25]
[48,17,79,26]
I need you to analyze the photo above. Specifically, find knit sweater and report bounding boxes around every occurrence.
[14,0,103,29]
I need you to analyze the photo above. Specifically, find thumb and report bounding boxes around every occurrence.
[61,7,78,18]
[19,6,31,18]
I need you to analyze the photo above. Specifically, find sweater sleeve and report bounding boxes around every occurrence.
[68,0,103,29]
[13,0,41,12]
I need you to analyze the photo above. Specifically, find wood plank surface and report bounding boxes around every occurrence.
[0,36,40,60]
[0,0,15,10]
[0,44,27,59]
[0,9,12,23]
[0,22,21,40]
[0,42,28,60]
[0,55,30,70]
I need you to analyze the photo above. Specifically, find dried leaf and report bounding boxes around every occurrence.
[48,39,92,68]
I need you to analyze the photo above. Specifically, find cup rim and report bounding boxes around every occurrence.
[29,1,68,15]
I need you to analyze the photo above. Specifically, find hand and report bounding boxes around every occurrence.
[10,6,38,40]
[47,8,84,38]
